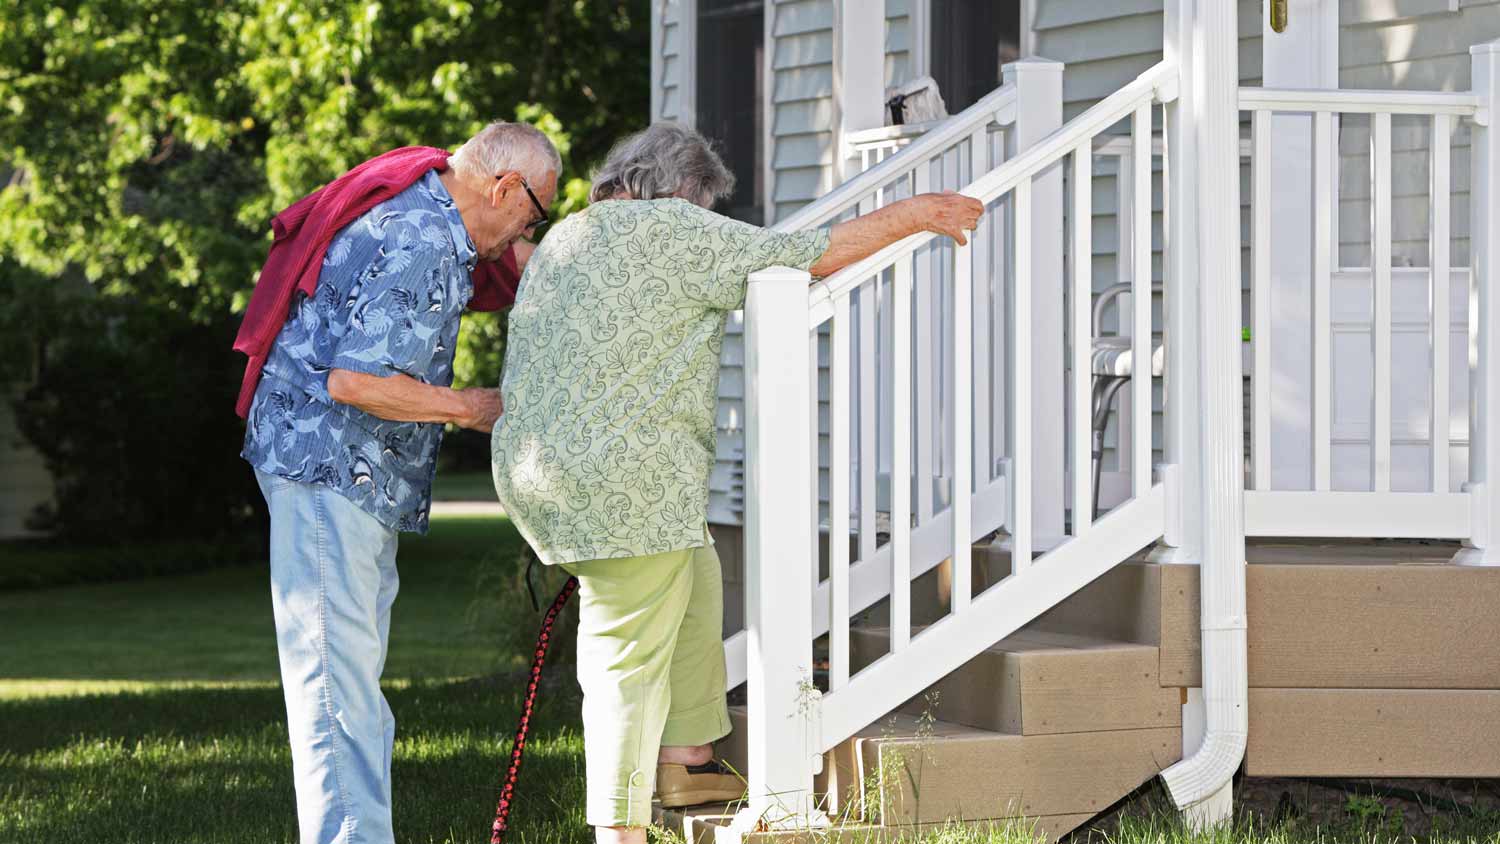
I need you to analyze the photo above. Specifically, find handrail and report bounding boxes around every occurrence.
[773,81,1020,233]
[845,119,948,148]
[1239,86,1480,116]
[808,60,1175,325]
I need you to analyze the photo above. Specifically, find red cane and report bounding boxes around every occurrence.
[490,575,579,844]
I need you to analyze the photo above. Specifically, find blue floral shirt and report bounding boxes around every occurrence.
[242,170,477,534]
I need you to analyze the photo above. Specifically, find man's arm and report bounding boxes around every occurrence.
[327,369,502,433]
[809,191,982,278]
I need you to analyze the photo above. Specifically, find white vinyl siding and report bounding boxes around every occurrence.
[886,0,916,88]
[769,0,837,223]
[654,0,691,124]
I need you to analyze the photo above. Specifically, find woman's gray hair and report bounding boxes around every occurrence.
[589,123,735,206]
[449,121,561,185]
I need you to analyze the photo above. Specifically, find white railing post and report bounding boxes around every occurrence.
[1457,39,1500,566]
[737,267,825,829]
[1005,57,1066,547]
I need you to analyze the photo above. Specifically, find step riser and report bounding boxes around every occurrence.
[871,727,1182,824]
[849,627,1180,735]
[1246,688,1500,777]
[1161,564,1500,688]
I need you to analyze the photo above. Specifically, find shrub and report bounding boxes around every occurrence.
[3,280,265,545]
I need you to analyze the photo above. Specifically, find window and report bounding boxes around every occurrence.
[696,0,765,224]
[929,0,1023,112]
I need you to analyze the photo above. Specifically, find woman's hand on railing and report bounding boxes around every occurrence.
[809,191,984,278]
[918,191,984,247]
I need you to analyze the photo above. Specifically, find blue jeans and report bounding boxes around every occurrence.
[257,470,400,844]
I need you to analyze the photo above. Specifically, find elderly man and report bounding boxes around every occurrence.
[493,123,980,844]
[235,121,559,844]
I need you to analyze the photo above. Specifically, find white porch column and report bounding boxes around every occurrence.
[1158,0,1248,826]
[735,267,826,830]
[1006,58,1066,546]
[834,0,886,183]
[1456,40,1500,567]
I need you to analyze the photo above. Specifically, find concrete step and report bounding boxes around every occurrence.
[848,626,1181,736]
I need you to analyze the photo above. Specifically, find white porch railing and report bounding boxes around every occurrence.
[1238,83,1486,543]
[721,61,1032,693]
[736,60,1176,826]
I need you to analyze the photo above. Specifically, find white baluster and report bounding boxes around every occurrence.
[1431,113,1453,494]
[953,233,973,612]
[830,295,852,689]
[915,160,934,522]
[970,126,993,493]
[1012,179,1034,572]
[1132,102,1154,497]
[1071,144,1093,534]
[1251,110,1272,489]
[859,283,877,566]
[1373,111,1393,492]
[1314,110,1334,491]
[892,254,913,650]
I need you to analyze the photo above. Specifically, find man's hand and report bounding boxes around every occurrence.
[328,369,503,431]
[455,387,503,433]
[919,191,984,247]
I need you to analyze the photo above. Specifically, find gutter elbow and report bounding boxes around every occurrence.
[1160,726,1246,809]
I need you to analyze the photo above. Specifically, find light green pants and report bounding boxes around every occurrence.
[562,539,732,828]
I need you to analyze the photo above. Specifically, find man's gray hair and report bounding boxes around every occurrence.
[449,121,561,185]
[589,123,735,207]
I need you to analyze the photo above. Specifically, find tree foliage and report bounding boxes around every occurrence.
[0,0,647,318]
[0,0,649,540]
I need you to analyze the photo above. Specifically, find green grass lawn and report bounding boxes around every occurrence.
[0,514,597,844]
[3,513,1497,844]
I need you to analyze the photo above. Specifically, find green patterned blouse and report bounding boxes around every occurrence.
[491,198,831,564]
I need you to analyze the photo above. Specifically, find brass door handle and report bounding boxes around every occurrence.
[1270,0,1289,33]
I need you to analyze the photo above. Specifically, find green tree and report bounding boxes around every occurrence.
[0,0,649,539]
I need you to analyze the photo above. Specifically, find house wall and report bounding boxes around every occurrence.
[652,0,691,125]
[0,385,52,538]
[653,0,1500,522]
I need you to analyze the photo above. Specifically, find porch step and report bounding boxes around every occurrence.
[852,713,1180,827]
[653,802,1089,844]
[706,626,1183,838]
[848,627,1181,735]
[696,710,1175,840]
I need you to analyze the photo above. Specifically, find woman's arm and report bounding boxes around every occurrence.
[808,191,983,278]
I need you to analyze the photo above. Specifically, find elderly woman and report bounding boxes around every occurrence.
[491,123,980,844]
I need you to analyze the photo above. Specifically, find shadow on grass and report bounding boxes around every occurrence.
[0,676,590,844]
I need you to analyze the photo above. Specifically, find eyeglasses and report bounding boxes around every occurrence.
[499,173,551,237]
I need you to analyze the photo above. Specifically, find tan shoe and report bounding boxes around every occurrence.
[654,760,746,808]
